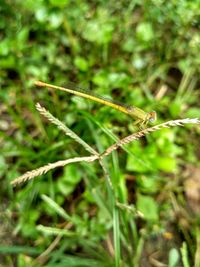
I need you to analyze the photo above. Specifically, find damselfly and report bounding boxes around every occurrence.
[35,81,157,126]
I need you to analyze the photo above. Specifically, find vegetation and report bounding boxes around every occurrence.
[1,1,200,266]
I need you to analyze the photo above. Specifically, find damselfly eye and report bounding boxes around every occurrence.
[148,111,157,123]
[149,117,155,122]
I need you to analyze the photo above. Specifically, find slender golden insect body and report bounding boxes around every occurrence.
[35,81,157,126]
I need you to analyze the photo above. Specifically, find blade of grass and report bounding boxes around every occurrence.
[181,242,191,267]
[0,245,42,255]
[133,235,145,267]
[36,225,76,237]
[194,229,200,267]
[41,194,72,222]
[113,203,121,267]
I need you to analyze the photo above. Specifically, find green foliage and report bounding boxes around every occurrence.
[136,22,154,44]
[136,194,159,222]
[1,0,200,266]
[56,165,82,196]
[168,248,180,267]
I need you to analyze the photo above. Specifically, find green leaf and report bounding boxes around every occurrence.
[49,0,69,7]
[92,70,108,86]
[169,100,182,118]
[168,248,180,267]
[0,39,10,56]
[17,28,29,48]
[41,194,71,221]
[136,175,159,194]
[0,155,7,177]
[126,155,151,173]
[74,56,89,72]
[136,194,158,221]
[122,38,135,52]
[107,72,131,88]
[126,143,154,173]
[35,7,48,22]
[185,107,200,118]
[153,157,177,172]
[0,55,16,69]
[82,20,114,44]
[132,55,147,70]
[136,22,154,42]
[48,12,64,28]
[56,165,82,196]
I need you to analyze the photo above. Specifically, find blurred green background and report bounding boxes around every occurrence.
[1,0,200,266]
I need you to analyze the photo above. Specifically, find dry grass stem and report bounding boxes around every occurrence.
[99,158,113,189]
[36,103,98,156]
[11,155,98,186]
[11,117,199,186]
[101,118,200,157]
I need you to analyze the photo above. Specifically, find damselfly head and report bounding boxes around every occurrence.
[148,111,157,123]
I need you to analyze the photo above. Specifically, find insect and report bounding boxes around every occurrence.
[35,81,157,127]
